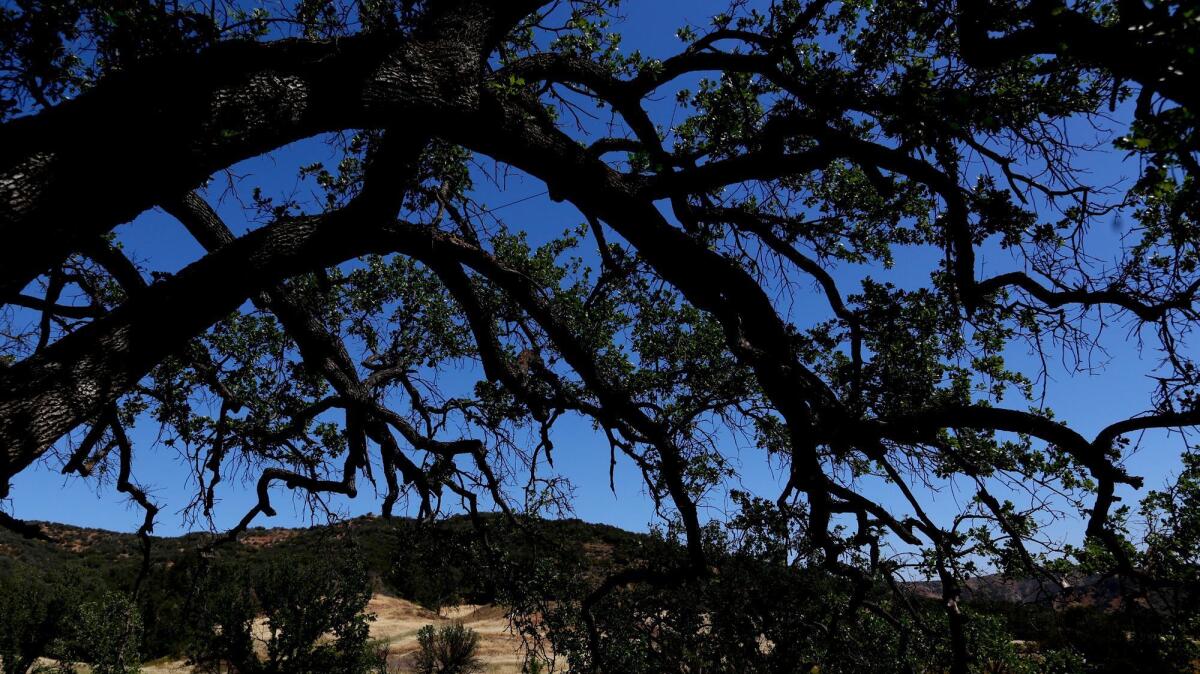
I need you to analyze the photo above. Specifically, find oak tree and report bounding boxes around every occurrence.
[2,1,1199,671]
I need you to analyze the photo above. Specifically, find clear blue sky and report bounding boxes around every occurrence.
[6,0,1186,548]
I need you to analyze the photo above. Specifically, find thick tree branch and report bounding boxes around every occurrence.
[0,133,426,493]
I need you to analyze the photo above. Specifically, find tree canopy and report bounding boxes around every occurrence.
[2,0,1199,671]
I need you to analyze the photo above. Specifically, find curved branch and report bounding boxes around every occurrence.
[977,272,1199,323]
[0,133,426,492]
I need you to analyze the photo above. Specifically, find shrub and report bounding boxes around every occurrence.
[413,623,483,674]
[364,640,394,674]
[522,655,548,674]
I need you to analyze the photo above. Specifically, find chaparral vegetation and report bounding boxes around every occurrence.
[1,0,1199,672]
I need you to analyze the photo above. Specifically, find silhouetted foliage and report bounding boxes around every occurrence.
[2,1,1200,672]
[0,569,70,674]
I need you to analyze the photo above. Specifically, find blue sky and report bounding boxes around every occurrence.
[6,0,1188,549]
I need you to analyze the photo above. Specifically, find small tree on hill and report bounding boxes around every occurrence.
[53,590,143,674]
[186,543,381,674]
[389,526,489,613]
[0,571,70,674]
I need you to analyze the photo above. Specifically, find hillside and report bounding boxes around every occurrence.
[2,516,1144,614]
[906,573,1128,610]
[0,513,645,599]
[4,515,1175,673]
[1,513,646,667]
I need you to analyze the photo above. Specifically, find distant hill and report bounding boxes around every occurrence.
[0,513,645,598]
[4,514,1142,615]
[0,512,640,562]
[7,516,1151,610]
[906,573,1128,610]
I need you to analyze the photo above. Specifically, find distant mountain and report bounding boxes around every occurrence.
[905,573,1129,610]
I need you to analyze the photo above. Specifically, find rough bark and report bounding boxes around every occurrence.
[0,0,546,298]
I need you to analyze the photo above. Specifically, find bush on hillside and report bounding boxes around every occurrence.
[413,623,483,674]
